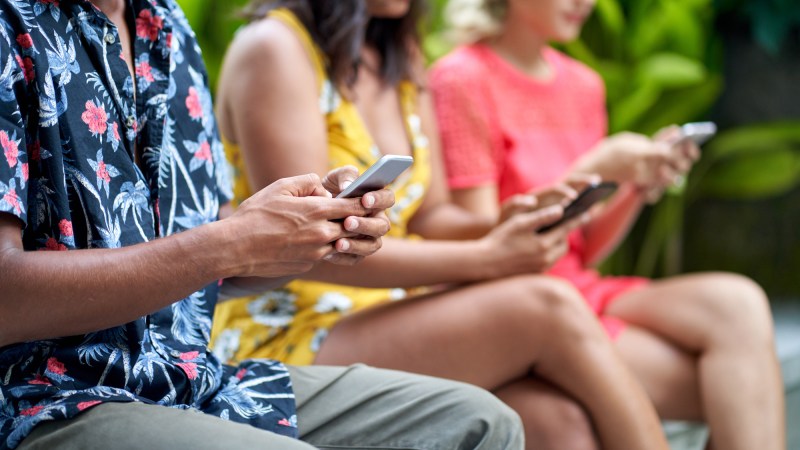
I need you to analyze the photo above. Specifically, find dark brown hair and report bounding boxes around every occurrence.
[365,0,425,86]
[241,0,424,87]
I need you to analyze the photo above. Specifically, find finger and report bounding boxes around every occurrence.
[279,173,332,198]
[654,124,682,143]
[503,194,539,216]
[513,205,564,232]
[342,215,391,239]
[535,185,578,208]
[562,173,601,193]
[556,212,587,234]
[361,189,395,211]
[322,165,360,195]
[334,236,383,257]
[307,197,371,221]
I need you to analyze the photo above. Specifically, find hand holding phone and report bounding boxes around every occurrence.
[336,154,414,198]
[536,182,617,233]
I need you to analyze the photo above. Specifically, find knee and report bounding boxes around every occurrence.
[702,273,774,347]
[515,276,605,341]
[448,383,525,450]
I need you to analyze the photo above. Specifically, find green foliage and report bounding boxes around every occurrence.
[691,122,800,200]
[568,0,722,135]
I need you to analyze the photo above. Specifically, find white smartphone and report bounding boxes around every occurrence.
[336,154,414,198]
[679,121,717,146]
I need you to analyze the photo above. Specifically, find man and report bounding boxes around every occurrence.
[0,1,523,449]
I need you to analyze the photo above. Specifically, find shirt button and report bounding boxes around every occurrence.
[104,33,116,45]
[126,115,136,127]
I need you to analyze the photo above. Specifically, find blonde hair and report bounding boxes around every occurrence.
[444,0,507,44]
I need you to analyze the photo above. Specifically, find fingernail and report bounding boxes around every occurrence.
[345,217,358,231]
[341,181,352,191]
[363,194,375,208]
[338,239,350,251]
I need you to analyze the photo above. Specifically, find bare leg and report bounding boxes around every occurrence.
[607,272,785,450]
[614,325,703,420]
[494,378,599,450]
[315,275,668,450]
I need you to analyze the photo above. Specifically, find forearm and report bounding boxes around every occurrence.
[0,221,236,346]
[304,237,490,288]
[409,203,494,241]
[582,184,644,265]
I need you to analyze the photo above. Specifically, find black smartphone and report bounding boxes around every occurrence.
[536,182,618,234]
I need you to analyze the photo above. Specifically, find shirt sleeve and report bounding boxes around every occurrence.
[0,36,29,225]
[429,57,501,190]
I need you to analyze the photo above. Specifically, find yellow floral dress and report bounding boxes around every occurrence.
[211,9,432,365]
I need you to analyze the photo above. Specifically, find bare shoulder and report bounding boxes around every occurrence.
[222,17,313,77]
[216,16,318,139]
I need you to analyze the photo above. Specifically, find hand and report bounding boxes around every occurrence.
[481,204,583,277]
[654,124,701,184]
[637,125,702,203]
[224,173,391,278]
[320,166,395,265]
[498,176,596,225]
[573,132,676,189]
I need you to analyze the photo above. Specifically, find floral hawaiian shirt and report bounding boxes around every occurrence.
[0,1,297,448]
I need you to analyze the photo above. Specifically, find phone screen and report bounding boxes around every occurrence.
[536,182,617,234]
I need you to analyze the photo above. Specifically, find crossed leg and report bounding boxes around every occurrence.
[315,274,668,450]
[607,272,785,450]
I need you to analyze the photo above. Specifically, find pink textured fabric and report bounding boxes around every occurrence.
[430,44,648,338]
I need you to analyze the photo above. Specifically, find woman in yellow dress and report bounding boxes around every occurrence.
[211,1,668,448]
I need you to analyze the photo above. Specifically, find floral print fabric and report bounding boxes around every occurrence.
[0,1,296,448]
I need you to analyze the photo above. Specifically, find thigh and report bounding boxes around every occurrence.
[289,364,523,450]
[605,272,768,352]
[314,275,598,390]
[494,378,599,450]
[18,402,314,450]
[614,325,702,420]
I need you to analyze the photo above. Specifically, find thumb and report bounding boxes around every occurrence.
[282,173,332,198]
[511,205,564,232]
[322,165,359,195]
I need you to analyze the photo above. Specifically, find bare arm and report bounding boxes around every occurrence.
[405,89,495,240]
[573,128,699,266]
[0,174,389,347]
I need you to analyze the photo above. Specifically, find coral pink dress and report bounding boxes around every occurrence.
[430,44,647,338]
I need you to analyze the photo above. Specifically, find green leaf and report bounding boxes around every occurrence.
[594,0,626,36]
[635,53,707,88]
[661,2,707,59]
[698,148,800,199]
[609,82,662,132]
[633,75,723,135]
[703,122,800,162]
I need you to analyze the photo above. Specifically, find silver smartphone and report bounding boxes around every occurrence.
[336,155,414,198]
[679,121,717,146]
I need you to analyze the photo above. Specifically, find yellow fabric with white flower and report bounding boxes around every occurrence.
[210,8,431,365]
